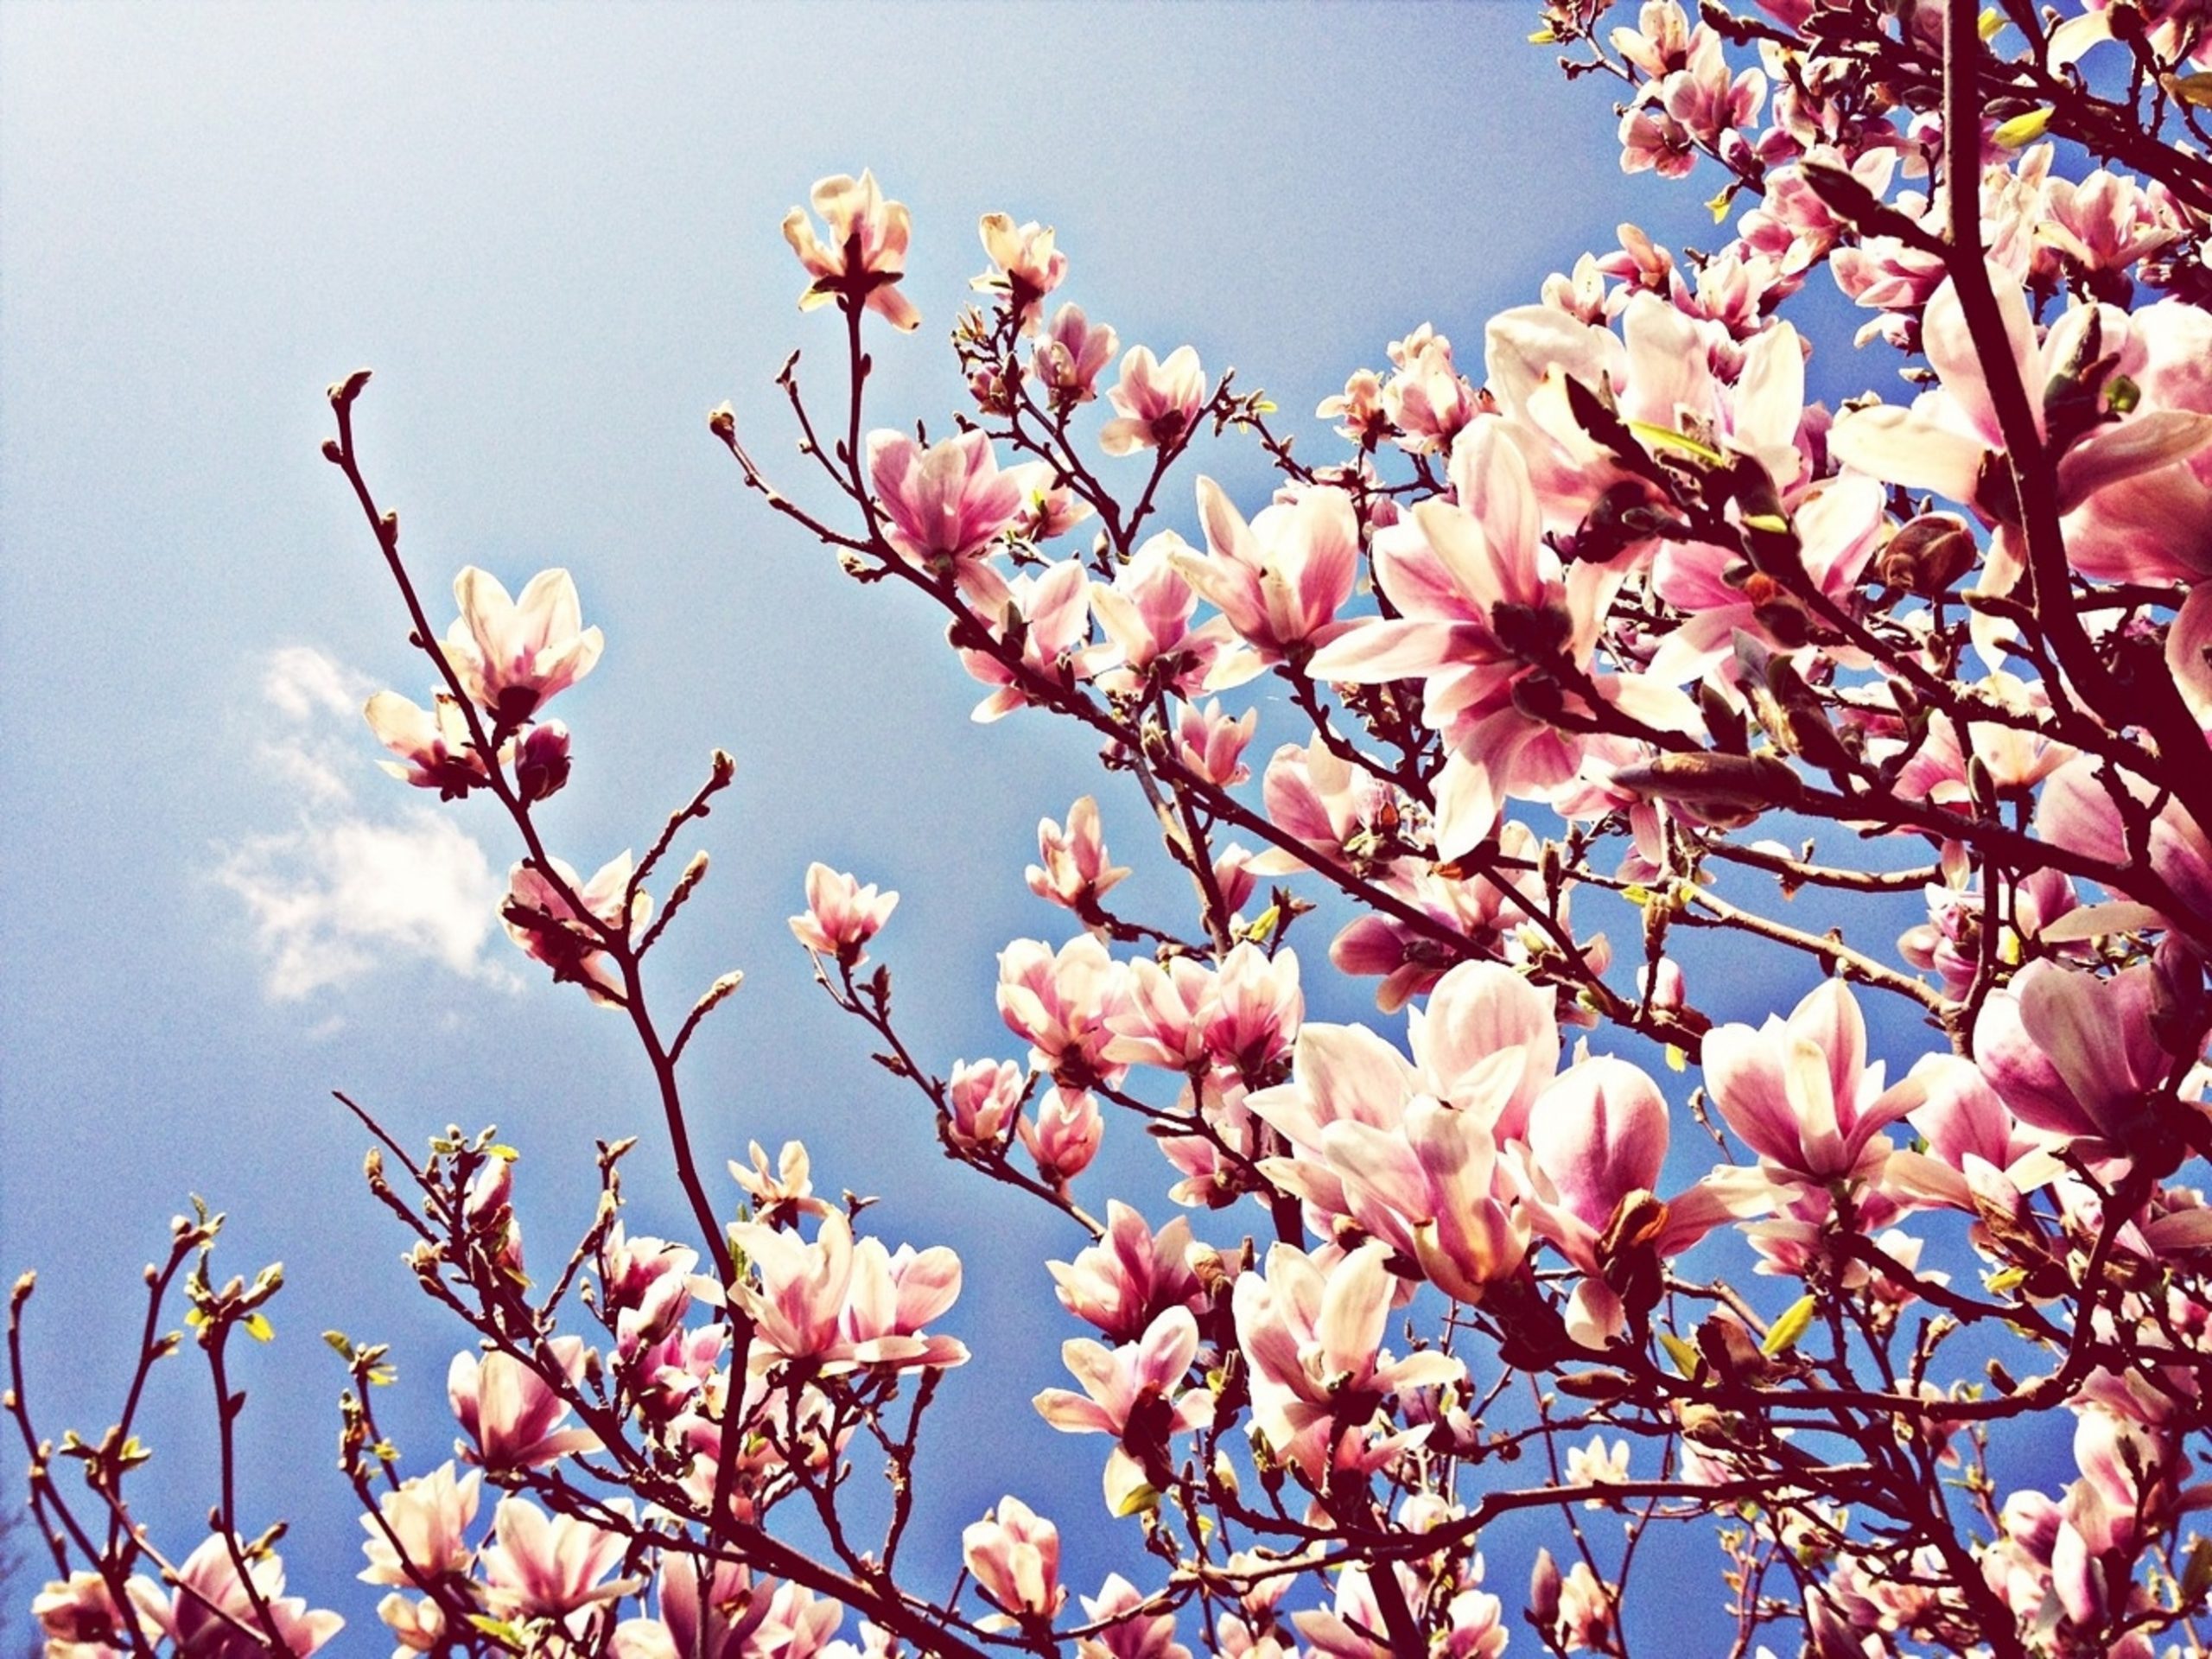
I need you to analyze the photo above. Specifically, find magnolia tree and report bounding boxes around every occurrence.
[17,0,2212,1654]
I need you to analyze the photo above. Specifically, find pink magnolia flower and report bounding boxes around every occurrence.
[364,690,493,797]
[1033,1306,1214,1510]
[1047,1200,1206,1344]
[973,213,1067,332]
[962,1496,1066,1624]
[1173,480,1358,683]
[946,1057,1027,1151]
[358,1460,481,1585]
[1826,272,2212,531]
[1077,1575,1193,1659]
[443,567,604,727]
[997,934,1127,1087]
[596,1224,701,1369]
[1247,735,1402,878]
[1174,698,1257,786]
[1379,327,1478,454]
[1107,944,1302,1081]
[448,1336,601,1471]
[147,1536,342,1659]
[781,169,918,330]
[2037,752,2212,929]
[1327,829,1548,1014]
[1611,0,1693,79]
[867,429,1026,611]
[1306,423,1687,858]
[788,862,899,965]
[503,852,647,1007]
[614,1560,843,1659]
[730,1138,833,1226]
[726,1210,968,1372]
[955,557,1094,721]
[1510,1054,1768,1340]
[1703,979,1916,1185]
[1232,1241,1464,1483]
[30,1573,161,1657]
[1974,962,2185,1150]
[1020,1085,1104,1185]
[1099,346,1206,456]
[1028,797,1130,912]
[1033,303,1120,410]
[478,1497,636,1624]
[1554,1562,1617,1652]
[1005,460,1097,543]
[1879,1053,2063,1216]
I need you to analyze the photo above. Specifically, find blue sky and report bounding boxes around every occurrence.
[2,3,2007,1646]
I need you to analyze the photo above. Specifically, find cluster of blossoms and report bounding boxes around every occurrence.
[24,0,2212,1656]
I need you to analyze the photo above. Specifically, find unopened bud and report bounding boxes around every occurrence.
[1529,1548,1562,1624]
[1877,512,1978,597]
[515,721,572,804]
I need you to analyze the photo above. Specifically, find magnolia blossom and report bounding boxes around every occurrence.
[364,690,493,796]
[1033,302,1120,409]
[1307,423,1686,857]
[1107,944,1303,1082]
[998,934,1126,1087]
[956,557,1095,721]
[1174,480,1358,684]
[1510,1054,1766,1340]
[1974,962,2183,1151]
[788,862,899,964]
[946,1057,1027,1151]
[442,566,604,727]
[731,1138,833,1226]
[1233,1241,1463,1483]
[143,1535,342,1659]
[448,1336,601,1470]
[1703,979,1916,1185]
[1174,698,1256,785]
[1077,1575,1193,1659]
[503,851,647,1006]
[867,429,1026,610]
[30,1573,161,1657]
[1020,1084,1104,1185]
[613,1560,842,1659]
[1099,346,1206,456]
[1033,1306,1214,1510]
[1027,797,1129,912]
[973,212,1067,330]
[781,169,918,330]
[962,1496,1066,1624]
[478,1497,636,1624]
[358,1460,481,1586]
[1826,271,2212,534]
[726,1208,967,1372]
[1046,1200,1205,1344]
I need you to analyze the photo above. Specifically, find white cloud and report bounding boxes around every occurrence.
[218,646,515,1001]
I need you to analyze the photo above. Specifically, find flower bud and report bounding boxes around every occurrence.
[1529,1548,1562,1624]
[1878,512,1979,597]
[515,721,572,804]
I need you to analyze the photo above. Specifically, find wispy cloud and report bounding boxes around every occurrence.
[218,646,514,1002]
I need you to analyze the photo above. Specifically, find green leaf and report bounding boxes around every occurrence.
[2182,1535,2212,1606]
[1993,107,2052,148]
[244,1313,276,1343]
[1658,1332,1700,1376]
[1626,421,1725,465]
[1761,1294,1817,1357]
